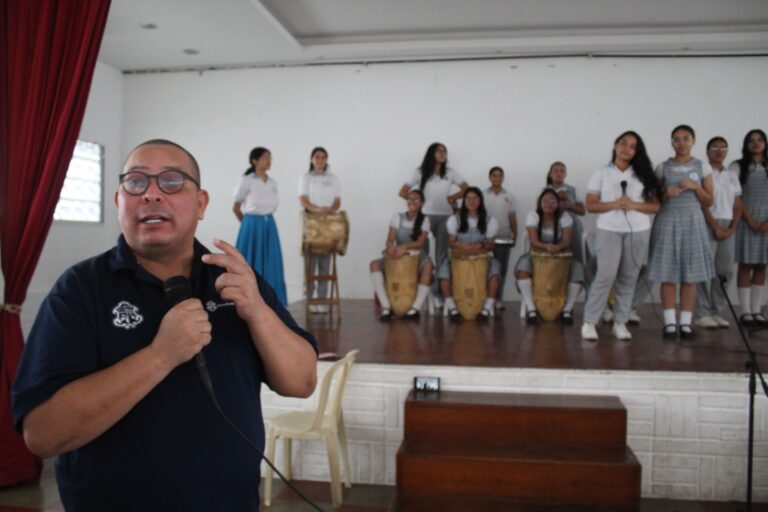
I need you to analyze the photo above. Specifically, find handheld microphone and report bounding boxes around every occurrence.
[163,276,218,409]
[620,180,628,196]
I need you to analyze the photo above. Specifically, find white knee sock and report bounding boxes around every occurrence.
[444,297,457,310]
[518,279,536,311]
[412,284,430,310]
[371,271,391,309]
[483,297,495,311]
[739,287,752,315]
[751,285,764,315]
[663,309,677,326]
[564,283,582,311]
[679,310,693,326]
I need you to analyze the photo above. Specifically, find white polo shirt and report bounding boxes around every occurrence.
[298,170,341,208]
[710,165,742,220]
[233,174,279,215]
[405,167,465,216]
[484,187,517,237]
[390,213,432,233]
[585,164,652,232]
[446,215,498,238]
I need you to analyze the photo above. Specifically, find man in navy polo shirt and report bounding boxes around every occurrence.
[12,139,318,511]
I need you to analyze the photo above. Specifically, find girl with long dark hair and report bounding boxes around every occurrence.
[514,188,584,324]
[581,131,660,341]
[298,147,341,313]
[646,125,714,340]
[399,143,468,306]
[732,129,768,325]
[369,189,434,320]
[436,187,501,321]
[233,147,287,305]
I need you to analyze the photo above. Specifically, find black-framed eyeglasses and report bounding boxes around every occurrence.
[119,169,200,195]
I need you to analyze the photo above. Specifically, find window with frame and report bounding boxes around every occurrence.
[54,140,103,223]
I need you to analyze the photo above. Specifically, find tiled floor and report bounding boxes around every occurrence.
[1,464,766,512]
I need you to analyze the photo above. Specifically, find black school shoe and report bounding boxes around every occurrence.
[560,310,574,325]
[662,324,678,340]
[679,324,696,340]
[526,310,539,325]
[379,308,394,322]
[403,308,420,321]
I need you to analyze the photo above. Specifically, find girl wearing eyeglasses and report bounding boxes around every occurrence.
[581,131,660,341]
[437,187,500,321]
[515,188,584,325]
[646,125,714,340]
[694,137,741,329]
[233,147,287,306]
[369,189,434,321]
[733,129,768,326]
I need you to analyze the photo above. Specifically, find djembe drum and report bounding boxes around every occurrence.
[531,250,572,321]
[383,250,420,316]
[301,211,349,255]
[451,252,490,321]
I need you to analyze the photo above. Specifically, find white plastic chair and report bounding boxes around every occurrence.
[263,349,359,507]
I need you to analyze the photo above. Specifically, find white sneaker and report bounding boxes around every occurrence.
[694,315,718,329]
[711,314,730,328]
[581,322,599,341]
[628,310,641,324]
[601,308,614,324]
[612,322,632,341]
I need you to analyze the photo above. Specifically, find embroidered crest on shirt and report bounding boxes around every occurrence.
[206,300,234,312]
[112,301,143,329]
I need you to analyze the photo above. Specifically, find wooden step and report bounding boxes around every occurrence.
[396,439,641,504]
[404,390,628,447]
[390,492,640,512]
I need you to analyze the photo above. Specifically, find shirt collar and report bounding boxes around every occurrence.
[109,234,209,283]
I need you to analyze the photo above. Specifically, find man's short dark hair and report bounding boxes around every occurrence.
[127,139,201,183]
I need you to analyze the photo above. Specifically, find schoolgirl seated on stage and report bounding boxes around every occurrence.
[647,125,714,340]
[437,187,501,321]
[515,188,584,325]
[547,161,586,264]
[370,189,434,321]
[733,129,768,326]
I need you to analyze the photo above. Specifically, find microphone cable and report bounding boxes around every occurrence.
[164,276,323,512]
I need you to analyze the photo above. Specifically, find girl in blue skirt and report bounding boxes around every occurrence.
[233,147,288,305]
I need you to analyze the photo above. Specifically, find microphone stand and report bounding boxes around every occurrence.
[719,275,768,511]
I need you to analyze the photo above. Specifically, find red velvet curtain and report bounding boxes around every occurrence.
[0,0,111,486]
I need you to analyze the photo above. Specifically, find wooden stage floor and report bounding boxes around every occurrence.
[289,300,767,374]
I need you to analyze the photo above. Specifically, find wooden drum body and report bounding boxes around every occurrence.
[384,250,420,316]
[531,250,572,321]
[302,211,349,255]
[451,253,490,321]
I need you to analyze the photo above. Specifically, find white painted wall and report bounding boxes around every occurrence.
[9,55,768,331]
[118,55,768,303]
[9,62,124,335]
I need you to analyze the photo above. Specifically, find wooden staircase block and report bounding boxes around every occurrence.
[405,390,628,447]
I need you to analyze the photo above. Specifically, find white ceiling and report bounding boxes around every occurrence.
[99,0,768,72]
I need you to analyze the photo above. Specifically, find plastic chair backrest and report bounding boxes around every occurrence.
[309,349,359,431]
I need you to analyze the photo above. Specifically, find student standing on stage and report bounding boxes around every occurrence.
[515,188,584,324]
[547,161,586,264]
[581,131,660,341]
[370,189,434,321]
[437,187,501,321]
[695,137,742,328]
[647,125,714,340]
[484,166,518,311]
[733,129,768,326]
[299,147,341,314]
[233,147,287,306]
[399,143,468,305]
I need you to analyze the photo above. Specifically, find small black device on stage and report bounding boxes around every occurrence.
[163,276,322,511]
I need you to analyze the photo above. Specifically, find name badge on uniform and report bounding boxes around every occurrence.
[688,172,700,182]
